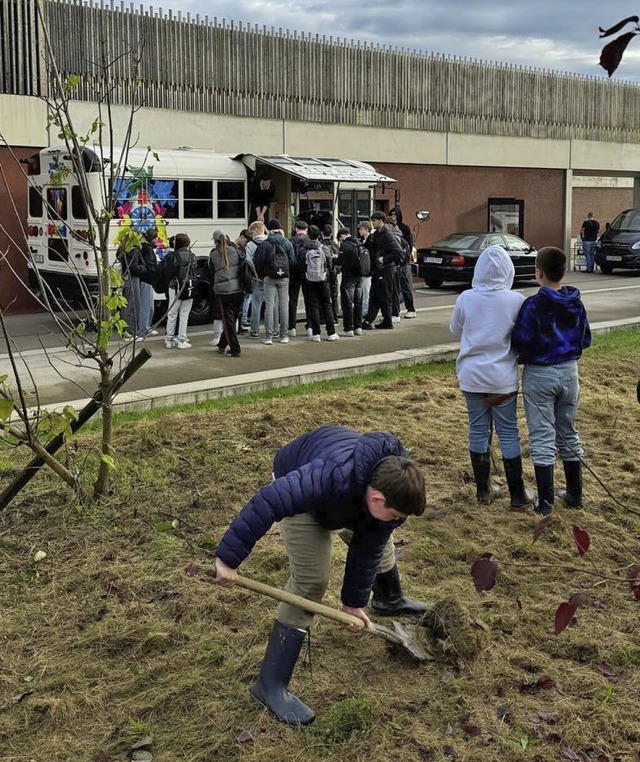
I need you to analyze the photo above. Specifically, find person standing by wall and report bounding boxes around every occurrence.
[579,212,600,273]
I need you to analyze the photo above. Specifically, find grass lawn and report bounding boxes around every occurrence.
[1,329,640,762]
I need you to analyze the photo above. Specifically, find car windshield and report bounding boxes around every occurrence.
[610,210,640,232]
[432,234,480,250]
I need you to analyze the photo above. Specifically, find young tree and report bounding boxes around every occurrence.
[0,5,157,500]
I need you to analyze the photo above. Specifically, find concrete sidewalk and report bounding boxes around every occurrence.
[34,315,640,416]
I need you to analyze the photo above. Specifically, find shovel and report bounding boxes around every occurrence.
[185,563,434,663]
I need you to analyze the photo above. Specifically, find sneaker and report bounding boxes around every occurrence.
[148,329,159,336]
[391,315,401,323]
[216,347,226,355]
[327,333,339,342]
[176,340,191,349]
[354,328,363,336]
[247,332,260,339]
[287,328,297,337]
[343,330,354,337]
[164,341,175,349]
[404,311,417,319]
[280,336,290,344]
[361,322,373,331]
[263,338,273,345]
[209,337,222,347]
[375,322,393,330]
[237,326,248,335]
[306,327,313,338]
[311,334,321,343]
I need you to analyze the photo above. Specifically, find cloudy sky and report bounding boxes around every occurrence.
[149,1,640,81]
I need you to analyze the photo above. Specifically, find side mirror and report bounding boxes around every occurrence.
[416,210,430,221]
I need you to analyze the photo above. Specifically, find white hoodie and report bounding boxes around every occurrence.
[449,246,525,394]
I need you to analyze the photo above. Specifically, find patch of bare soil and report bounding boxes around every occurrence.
[1,332,640,761]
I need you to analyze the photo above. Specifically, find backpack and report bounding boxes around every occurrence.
[305,244,328,282]
[266,238,290,279]
[238,251,257,293]
[341,239,371,277]
[167,249,194,300]
[153,250,176,294]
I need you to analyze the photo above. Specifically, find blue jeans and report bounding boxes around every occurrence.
[463,392,521,459]
[582,240,596,272]
[263,276,289,339]
[521,362,583,466]
[138,281,155,334]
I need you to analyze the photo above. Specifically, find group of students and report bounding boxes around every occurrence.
[450,243,591,516]
[202,208,418,358]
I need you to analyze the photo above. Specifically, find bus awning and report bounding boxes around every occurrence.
[236,154,395,184]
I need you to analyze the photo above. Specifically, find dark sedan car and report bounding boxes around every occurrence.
[595,208,640,274]
[417,232,538,288]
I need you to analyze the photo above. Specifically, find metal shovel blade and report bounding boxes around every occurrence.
[370,621,435,662]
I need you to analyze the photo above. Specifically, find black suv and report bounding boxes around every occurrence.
[596,209,640,274]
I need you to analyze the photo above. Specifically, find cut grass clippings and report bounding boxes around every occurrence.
[1,329,640,761]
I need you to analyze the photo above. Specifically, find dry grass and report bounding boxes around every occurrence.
[1,330,640,761]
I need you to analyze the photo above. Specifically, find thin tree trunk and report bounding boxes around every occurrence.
[30,438,77,492]
[93,362,113,499]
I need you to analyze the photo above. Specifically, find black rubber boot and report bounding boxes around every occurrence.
[370,564,429,616]
[533,464,555,516]
[251,620,315,725]
[502,456,535,510]
[557,460,583,508]
[469,450,501,504]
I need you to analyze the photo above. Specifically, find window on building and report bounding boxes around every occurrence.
[217,181,245,219]
[184,180,213,219]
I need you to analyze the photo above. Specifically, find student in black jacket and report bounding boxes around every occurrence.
[362,211,404,330]
[139,227,158,337]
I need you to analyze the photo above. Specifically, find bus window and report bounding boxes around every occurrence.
[29,186,43,217]
[184,180,213,218]
[47,188,67,220]
[71,186,88,219]
[217,181,245,219]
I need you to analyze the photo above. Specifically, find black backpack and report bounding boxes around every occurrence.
[238,251,258,292]
[266,238,290,279]
[153,249,178,294]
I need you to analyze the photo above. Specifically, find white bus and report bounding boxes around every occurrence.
[25,147,394,323]
[25,145,248,323]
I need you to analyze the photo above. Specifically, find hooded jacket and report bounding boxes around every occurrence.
[254,231,296,278]
[298,236,332,279]
[214,425,407,608]
[392,207,414,250]
[210,241,242,295]
[370,225,403,268]
[511,285,591,366]
[449,246,525,394]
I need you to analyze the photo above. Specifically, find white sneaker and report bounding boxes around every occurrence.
[176,340,191,349]
[311,335,321,343]
[165,341,175,349]
[327,333,339,342]
[263,338,273,345]
[280,336,290,344]
[404,311,417,319]
[148,329,159,336]
[343,330,354,337]
[287,328,297,337]
[306,327,313,337]
[391,316,401,323]
[354,328,363,336]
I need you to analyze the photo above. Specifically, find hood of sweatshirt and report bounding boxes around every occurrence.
[471,246,515,291]
[300,237,322,251]
[538,285,584,311]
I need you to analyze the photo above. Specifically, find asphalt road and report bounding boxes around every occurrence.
[2,270,639,407]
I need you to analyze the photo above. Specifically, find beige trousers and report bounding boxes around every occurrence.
[276,512,397,628]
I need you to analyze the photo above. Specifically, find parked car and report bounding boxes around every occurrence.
[595,209,640,274]
[417,232,537,288]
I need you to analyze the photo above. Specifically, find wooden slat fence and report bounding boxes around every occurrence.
[2,0,640,142]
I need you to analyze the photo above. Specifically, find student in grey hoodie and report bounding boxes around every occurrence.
[449,246,533,510]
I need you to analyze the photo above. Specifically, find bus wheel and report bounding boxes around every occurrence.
[189,263,212,325]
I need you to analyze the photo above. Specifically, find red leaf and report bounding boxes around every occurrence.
[626,565,640,589]
[470,556,499,592]
[533,515,553,543]
[596,662,616,680]
[632,585,640,601]
[572,525,590,556]
[515,598,523,610]
[599,32,638,76]
[555,601,577,635]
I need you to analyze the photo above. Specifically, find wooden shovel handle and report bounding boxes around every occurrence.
[190,563,367,630]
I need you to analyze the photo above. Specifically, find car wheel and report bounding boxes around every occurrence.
[189,261,212,325]
[600,264,614,275]
[424,277,443,289]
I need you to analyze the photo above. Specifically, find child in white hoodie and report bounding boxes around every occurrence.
[449,246,533,509]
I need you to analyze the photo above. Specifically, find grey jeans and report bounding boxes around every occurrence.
[276,512,397,629]
[521,361,583,466]
[263,276,289,339]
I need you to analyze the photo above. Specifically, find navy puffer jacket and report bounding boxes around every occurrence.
[215,425,407,608]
